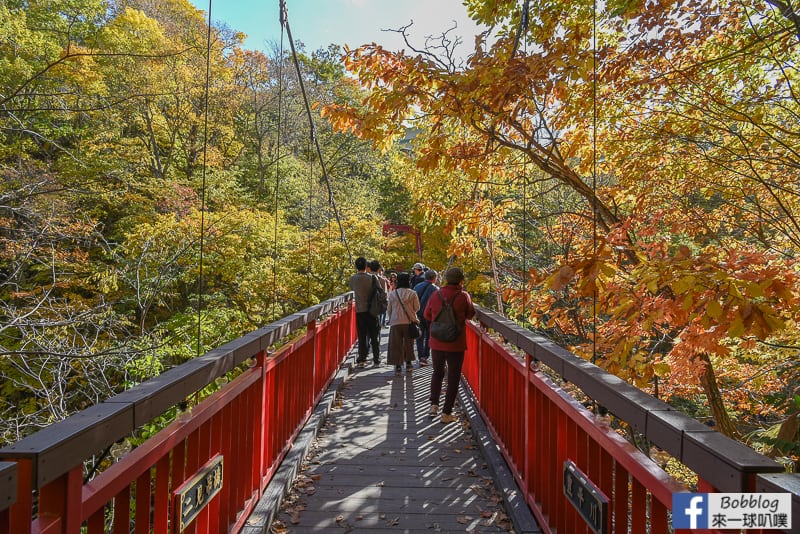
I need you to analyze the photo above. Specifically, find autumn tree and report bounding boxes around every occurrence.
[323,0,800,453]
[0,0,412,446]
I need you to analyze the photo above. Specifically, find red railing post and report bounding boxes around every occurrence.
[36,465,82,534]
[307,320,317,400]
[0,462,15,534]
[256,349,267,495]
[6,459,30,534]
[524,352,531,499]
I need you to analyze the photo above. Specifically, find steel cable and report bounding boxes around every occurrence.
[195,0,213,357]
[279,0,352,265]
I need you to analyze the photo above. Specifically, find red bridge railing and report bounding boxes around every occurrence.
[464,306,798,534]
[2,295,798,534]
[0,294,355,534]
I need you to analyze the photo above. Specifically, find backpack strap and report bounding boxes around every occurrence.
[436,289,463,306]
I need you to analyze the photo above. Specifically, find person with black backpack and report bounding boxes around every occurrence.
[349,257,383,367]
[422,267,475,424]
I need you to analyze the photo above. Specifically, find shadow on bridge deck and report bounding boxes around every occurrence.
[244,328,540,534]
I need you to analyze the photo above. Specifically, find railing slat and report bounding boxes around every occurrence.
[631,478,647,534]
[0,462,17,534]
[112,485,130,534]
[86,507,103,534]
[153,455,170,534]
[614,465,629,533]
[468,305,798,533]
[134,466,150,534]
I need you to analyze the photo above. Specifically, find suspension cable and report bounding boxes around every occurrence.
[592,0,598,365]
[196,0,213,357]
[522,152,528,326]
[307,137,313,303]
[279,0,352,265]
[273,5,286,319]
[522,1,530,326]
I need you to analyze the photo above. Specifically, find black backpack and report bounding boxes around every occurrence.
[429,290,461,342]
[368,275,388,317]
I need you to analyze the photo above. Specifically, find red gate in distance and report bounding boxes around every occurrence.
[382,223,423,264]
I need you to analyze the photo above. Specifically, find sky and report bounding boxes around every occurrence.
[188,0,484,57]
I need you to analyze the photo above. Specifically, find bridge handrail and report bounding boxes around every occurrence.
[0,293,354,491]
[473,305,787,491]
[471,305,799,531]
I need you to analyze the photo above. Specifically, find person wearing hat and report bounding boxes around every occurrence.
[410,262,425,288]
[422,267,475,424]
[413,269,438,366]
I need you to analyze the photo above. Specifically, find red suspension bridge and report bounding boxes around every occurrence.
[0,293,797,534]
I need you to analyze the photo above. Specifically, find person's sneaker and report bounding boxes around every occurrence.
[356,361,366,369]
[428,404,438,416]
[419,358,429,367]
[373,358,380,366]
[440,413,458,424]
[395,365,402,375]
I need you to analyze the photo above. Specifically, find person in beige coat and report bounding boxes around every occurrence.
[386,272,420,374]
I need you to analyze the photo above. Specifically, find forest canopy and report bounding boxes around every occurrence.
[0,0,407,444]
[1,0,797,470]
[321,0,800,465]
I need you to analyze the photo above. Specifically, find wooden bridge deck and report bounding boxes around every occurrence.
[256,329,540,534]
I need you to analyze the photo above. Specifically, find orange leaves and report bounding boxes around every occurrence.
[547,265,575,291]
[523,215,800,390]
[329,0,798,423]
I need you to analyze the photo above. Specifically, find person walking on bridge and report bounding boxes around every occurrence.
[413,269,438,367]
[386,272,420,375]
[349,256,381,367]
[370,260,390,328]
[423,267,475,424]
[410,262,426,288]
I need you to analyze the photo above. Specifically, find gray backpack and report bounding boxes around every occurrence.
[368,275,388,317]
[429,290,461,342]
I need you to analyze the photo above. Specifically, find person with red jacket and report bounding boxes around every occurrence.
[423,267,476,424]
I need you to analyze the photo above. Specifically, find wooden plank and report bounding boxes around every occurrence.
[683,431,783,491]
[0,403,133,489]
[267,362,532,534]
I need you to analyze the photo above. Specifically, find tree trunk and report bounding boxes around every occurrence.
[697,352,740,439]
[486,236,504,314]
[768,410,799,459]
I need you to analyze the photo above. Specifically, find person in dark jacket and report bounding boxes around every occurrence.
[413,269,438,366]
[423,267,475,424]
[410,262,426,288]
[349,256,381,367]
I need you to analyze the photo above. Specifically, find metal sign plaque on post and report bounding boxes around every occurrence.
[563,460,609,534]
[173,454,223,532]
